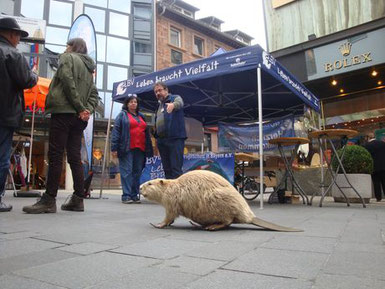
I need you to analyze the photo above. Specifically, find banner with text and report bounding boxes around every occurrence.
[218,116,295,152]
[140,153,235,185]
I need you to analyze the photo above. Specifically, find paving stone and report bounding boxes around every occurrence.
[334,241,385,253]
[0,238,65,259]
[323,251,385,279]
[87,267,199,289]
[223,247,329,280]
[57,242,118,255]
[0,249,77,275]
[182,269,313,289]
[155,255,226,275]
[313,273,385,289]
[14,251,159,289]
[0,231,42,240]
[110,237,209,259]
[185,240,261,261]
[0,274,67,289]
[261,235,337,253]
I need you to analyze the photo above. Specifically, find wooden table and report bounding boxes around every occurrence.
[268,137,310,205]
[308,129,365,207]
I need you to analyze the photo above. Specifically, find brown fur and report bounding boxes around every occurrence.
[140,170,302,231]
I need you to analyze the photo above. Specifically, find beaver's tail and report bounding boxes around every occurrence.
[251,217,303,232]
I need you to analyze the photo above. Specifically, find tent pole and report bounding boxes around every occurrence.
[27,94,37,184]
[99,99,114,198]
[257,65,264,209]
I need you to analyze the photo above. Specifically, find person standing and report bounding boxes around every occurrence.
[23,38,99,214]
[111,95,153,203]
[153,82,186,179]
[364,132,385,201]
[0,17,38,212]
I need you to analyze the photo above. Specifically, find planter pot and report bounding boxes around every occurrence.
[332,174,372,204]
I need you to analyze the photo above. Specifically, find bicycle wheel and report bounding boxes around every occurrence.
[242,180,264,200]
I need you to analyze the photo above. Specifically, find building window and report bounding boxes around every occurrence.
[84,6,106,33]
[134,42,151,54]
[170,27,181,47]
[133,4,152,20]
[171,49,182,65]
[193,36,204,56]
[109,12,129,38]
[48,0,73,27]
[21,0,45,19]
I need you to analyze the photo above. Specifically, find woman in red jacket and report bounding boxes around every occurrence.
[111,95,153,203]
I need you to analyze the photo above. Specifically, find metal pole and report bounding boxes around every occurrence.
[27,95,37,184]
[257,65,264,209]
[99,99,114,198]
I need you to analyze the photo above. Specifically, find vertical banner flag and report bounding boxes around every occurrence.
[68,14,97,170]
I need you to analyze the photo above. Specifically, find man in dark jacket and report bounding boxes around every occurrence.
[153,82,186,179]
[364,133,385,201]
[23,38,99,214]
[0,17,38,212]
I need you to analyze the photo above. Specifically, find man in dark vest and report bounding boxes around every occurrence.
[153,82,186,179]
[364,132,385,201]
[0,17,38,212]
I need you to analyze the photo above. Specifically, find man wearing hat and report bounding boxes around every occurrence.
[0,17,38,212]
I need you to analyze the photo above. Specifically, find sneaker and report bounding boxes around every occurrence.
[0,199,12,212]
[122,199,134,204]
[61,194,84,211]
[22,193,56,214]
[133,199,141,204]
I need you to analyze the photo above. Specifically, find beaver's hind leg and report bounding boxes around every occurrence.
[204,223,230,231]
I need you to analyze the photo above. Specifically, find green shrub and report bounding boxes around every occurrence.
[331,145,373,174]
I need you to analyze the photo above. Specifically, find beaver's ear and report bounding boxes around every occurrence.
[160,180,165,185]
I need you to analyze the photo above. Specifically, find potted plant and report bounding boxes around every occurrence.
[331,145,374,203]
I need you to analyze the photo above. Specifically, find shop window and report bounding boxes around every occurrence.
[171,49,182,65]
[170,27,181,47]
[193,36,204,56]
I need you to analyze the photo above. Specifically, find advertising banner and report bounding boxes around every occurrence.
[218,115,295,152]
[140,153,235,185]
[68,14,97,169]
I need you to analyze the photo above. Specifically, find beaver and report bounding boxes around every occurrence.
[140,170,302,232]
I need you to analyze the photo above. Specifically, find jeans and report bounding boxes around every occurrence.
[156,138,185,179]
[118,148,145,201]
[45,114,87,198]
[0,126,14,196]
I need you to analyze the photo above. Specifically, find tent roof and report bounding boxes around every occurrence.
[112,45,320,125]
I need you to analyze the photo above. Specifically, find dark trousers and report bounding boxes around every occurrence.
[372,170,385,201]
[156,138,185,179]
[46,114,87,198]
[0,126,14,195]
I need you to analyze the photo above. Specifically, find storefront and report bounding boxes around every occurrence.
[272,18,385,141]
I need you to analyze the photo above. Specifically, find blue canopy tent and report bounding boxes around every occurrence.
[107,44,320,207]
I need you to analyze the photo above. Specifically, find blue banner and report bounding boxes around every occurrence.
[218,116,295,152]
[140,153,235,184]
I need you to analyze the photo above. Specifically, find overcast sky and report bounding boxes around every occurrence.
[182,0,266,49]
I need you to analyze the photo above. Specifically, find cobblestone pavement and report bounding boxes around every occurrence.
[1,190,385,289]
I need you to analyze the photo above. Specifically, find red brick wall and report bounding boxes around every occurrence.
[156,15,238,70]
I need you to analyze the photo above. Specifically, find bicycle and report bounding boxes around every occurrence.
[235,171,275,201]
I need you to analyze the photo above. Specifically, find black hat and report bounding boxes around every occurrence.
[0,17,29,38]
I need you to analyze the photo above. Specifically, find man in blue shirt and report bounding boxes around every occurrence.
[153,82,186,179]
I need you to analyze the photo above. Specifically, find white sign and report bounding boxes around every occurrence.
[0,15,46,43]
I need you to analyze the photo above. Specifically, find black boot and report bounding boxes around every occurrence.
[61,194,84,212]
[22,193,56,214]
[0,197,12,212]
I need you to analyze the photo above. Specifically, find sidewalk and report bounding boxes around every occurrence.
[1,190,385,289]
